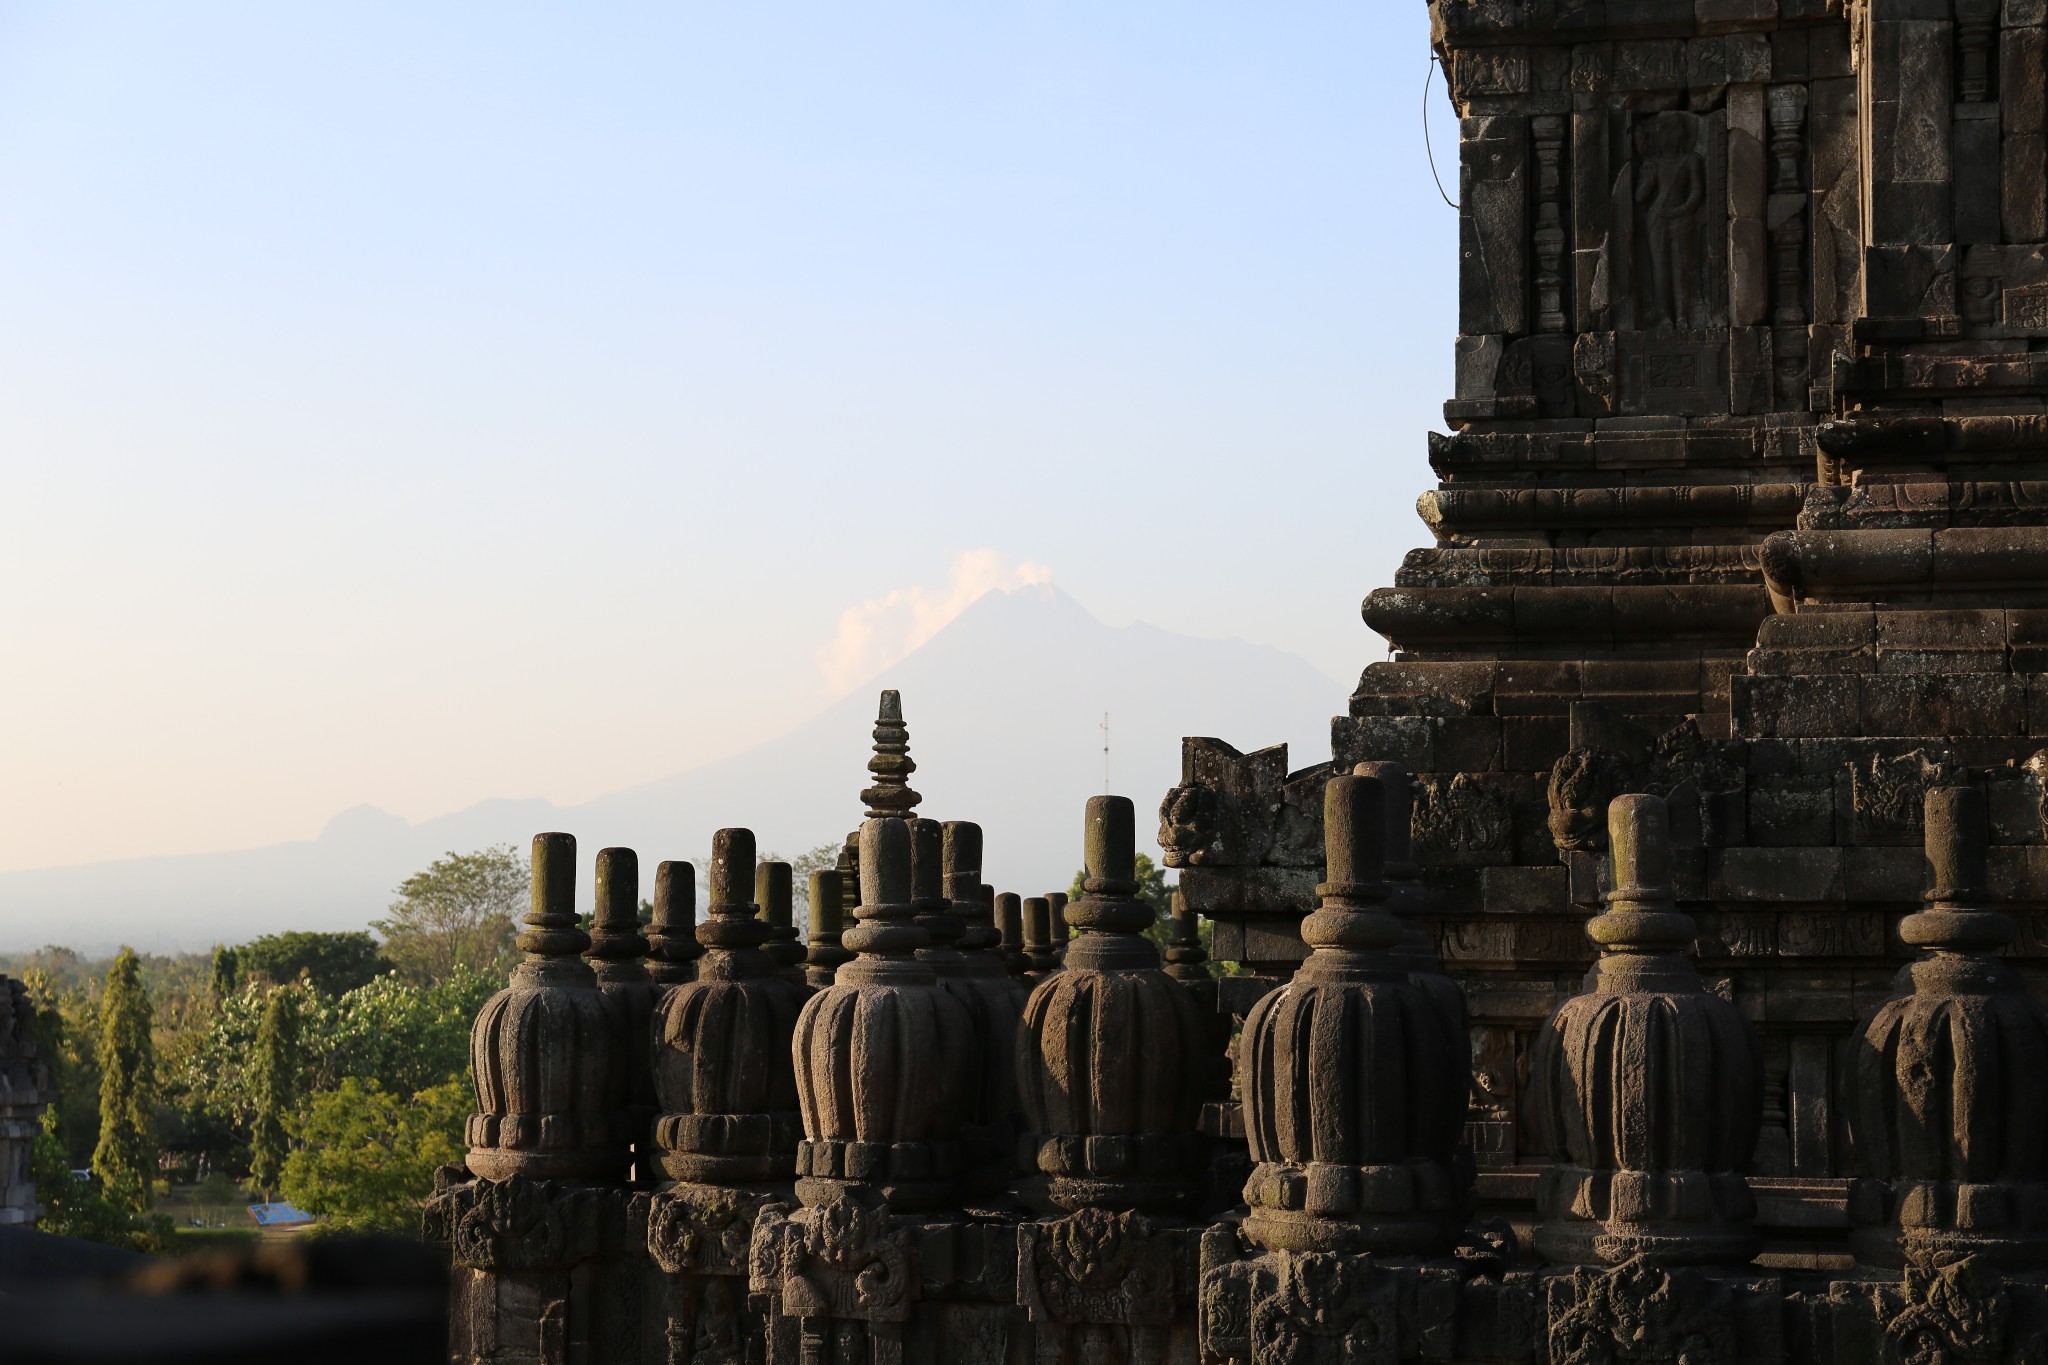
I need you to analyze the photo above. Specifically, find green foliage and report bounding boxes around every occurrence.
[316,968,495,1098]
[230,931,388,996]
[248,986,304,1193]
[33,1105,174,1252]
[373,845,526,985]
[281,1075,468,1232]
[182,968,493,1132]
[91,947,157,1210]
[210,945,239,1001]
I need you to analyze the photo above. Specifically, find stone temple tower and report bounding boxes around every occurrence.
[1163,0,2048,1252]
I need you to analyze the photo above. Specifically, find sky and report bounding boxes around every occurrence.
[0,2,1458,875]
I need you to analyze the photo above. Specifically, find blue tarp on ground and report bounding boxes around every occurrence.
[246,1201,313,1226]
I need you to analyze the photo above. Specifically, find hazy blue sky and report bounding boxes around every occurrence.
[0,2,1457,873]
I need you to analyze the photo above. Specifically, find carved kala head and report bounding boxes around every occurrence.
[803,1190,889,1270]
[1041,1206,1140,1290]
[1546,748,1633,853]
[451,1175,567,1271]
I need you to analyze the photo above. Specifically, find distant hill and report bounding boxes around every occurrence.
[0,585,1344,954]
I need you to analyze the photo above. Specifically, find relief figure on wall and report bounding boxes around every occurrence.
[1635,111,1706,328]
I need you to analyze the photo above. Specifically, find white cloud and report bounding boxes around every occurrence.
[817,549,1053,694]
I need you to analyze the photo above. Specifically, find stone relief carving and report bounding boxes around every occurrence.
[1546,1258,1736,1365]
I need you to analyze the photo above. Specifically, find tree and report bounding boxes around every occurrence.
[373,845,527,984]
[182,967,494,1138]
[233,930,388,995]
[248,985,304,1194]
[281,1075,469,1231]
[209,944,240,1001]
[91,947,157,1210]
[32,1104,174,1252]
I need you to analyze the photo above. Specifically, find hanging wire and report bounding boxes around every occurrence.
[1423,51,1459,210]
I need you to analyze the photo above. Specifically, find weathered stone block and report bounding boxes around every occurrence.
[1730,675,1860,738]
[1713,847,1844,902]
[1748,774,1836,845]
[1860,674,2024,736]
[1331,714,1433,773]
[1479,864,1569,915]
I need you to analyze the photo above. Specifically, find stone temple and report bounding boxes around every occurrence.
[431,1,2048,1360]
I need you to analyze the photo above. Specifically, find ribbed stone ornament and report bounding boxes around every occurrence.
[651,828,808,1186]
[1239,775,1471,1254]
[792,816,975,1210]
[1531,793,1763,1266]
[1013,795,1208,1215]
[1847,786,2048,1269]
[467,833,629,1182]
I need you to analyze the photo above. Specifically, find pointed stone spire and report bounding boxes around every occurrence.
[1014,796,1210,1215]
[467,833,628,1182]
[996,892,1030,978]
[755,860,807,990]
[1239,776,1470,1254]
[647,860,702,987]
[1531,793,1762,1265]
[587,846,655,1168]
[804,870,852,989]
[859,689,920,820]
[792,817,974,1210]
[650,828,807,1187]
[1847,786,2048,1269]
[1022,898,1060,980]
